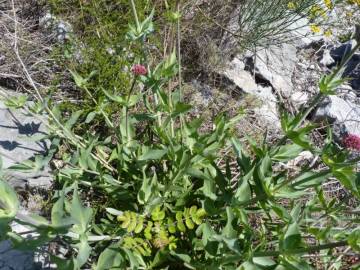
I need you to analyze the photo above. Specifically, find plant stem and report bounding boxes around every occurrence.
[253,241,348,257]
[130,0,140,31]
[176,1,182,102]
[125,78,137,142]
[83,86,114,128]
[328,41,360,83]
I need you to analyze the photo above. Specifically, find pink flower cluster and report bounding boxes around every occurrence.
[131,64,147,76]
[343,134,360,151]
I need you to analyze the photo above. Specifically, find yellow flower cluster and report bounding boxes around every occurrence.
[310,24,321,34]
[287,1,296,10]
[309,4,327,19]
[324,0,333,9]
[287,0,359,38]
[348,0,360,6]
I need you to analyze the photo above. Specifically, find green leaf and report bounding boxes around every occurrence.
[332,166,359,198]
[151,206,165,221]
[51,255,75,270]
[170,250,192,263]
[70,70,92,88]
[85,111,97,123]
[283,222,301,251]
[4,95,27,108]
[102,88,126,104]
[51,189,73,228]
[122,248,141,269]
[176,212,186,232]
[167,217,177,233]
[65,110,83,130]
[127,212,138,232]
[139,148,167,161]
[211,234,241,254]
[347,229,360,252]
[71,187,93,235]
[75,239,91,268]
[238,261,262,270]
[144,221,153,240]
[183,208,195,229]
[271,144,304,162]
[253,257,277,268]
[134,216,144,234]
[232,139,251,173]
[0,179,19,226]
[290,171,330,189]
[105,208,123,216]
[171,102,192,118]
[234,179,251,204]
[118,211,131,229]
[138,172,158,205]
[222,207,237,239]
[286,125,315,150]
[96,245,125,270]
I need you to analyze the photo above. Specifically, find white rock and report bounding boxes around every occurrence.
[320,49,335,66]
[251,44,297,97]
[222,58,280,127]
[287,151,314,168]
[39,12,54,29]
[314,96,360,137]
[291,91,309,108]
[0,92,52,189]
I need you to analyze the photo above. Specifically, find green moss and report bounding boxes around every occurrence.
[47,0,154,112]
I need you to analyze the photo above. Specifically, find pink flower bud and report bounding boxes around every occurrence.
[343,134,360,151]
[131,64,147,76]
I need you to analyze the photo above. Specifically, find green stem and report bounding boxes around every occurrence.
[176,1,182,102]
[253,241,348,257]
[84,86,114,128]
[125,78,137,142]
[130,0,140,31]
[275,169,331,192]
[328,42,360,83]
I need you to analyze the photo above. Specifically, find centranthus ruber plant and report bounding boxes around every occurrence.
[344,134,360,151]
[131,64,148,76]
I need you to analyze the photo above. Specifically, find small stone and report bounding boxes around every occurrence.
[291,91,309,108]
[287,151,314,168]
[320,49,335,67]
[39,12,54,29]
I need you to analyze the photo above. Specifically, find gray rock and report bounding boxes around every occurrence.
[329,41,360,91]
[246,44,298,97]
[314,95,360,138]
[291,91,310,108]
[222,58,280,128]
[0,213,53,270]
[0,98,52,190]
[0,239,37,270]
[39,12,72,43]
[320,49,335,67]
[0,92,53,269]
